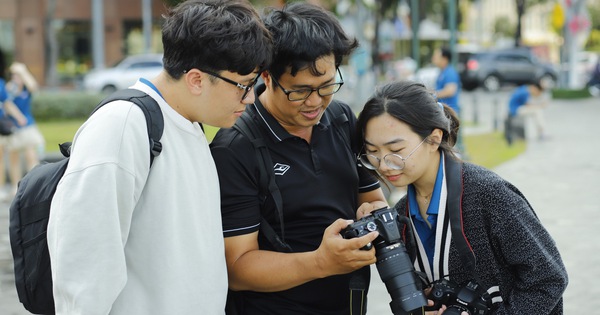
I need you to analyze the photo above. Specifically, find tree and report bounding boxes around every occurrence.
[493,16,515,39]
[585,1,600,51]
[44,0,59,87]
[465,0,547,46]
[514,0,549,46]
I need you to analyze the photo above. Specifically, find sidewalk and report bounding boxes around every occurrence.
[0,96,598,314]
[366,95,599,314]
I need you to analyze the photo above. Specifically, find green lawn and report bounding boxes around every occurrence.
[37,121,525,170]
[37,120,86,153]
[463,131,526,169]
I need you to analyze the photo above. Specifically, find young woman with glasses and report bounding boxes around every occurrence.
[355,80,567,314]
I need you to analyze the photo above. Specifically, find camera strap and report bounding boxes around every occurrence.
[444,157,477,277]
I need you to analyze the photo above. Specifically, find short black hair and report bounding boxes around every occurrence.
[530,80,544,91]
[161,0,273,79]
[439,47,452,62]
[263,2,358,80]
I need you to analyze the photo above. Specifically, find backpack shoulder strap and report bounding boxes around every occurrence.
[327,101,353,153]
[91,89,164,165]
[233,111,292,253]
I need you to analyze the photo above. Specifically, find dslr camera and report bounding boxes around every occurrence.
[342,207,427,315]
[427,279,494,315]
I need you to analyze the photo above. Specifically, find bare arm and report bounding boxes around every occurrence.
[225,219,378,292]
[3,100,28,126]
[10,62,39,93]
[435,82,458,99]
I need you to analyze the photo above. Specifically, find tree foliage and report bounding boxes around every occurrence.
[585,2,600,51]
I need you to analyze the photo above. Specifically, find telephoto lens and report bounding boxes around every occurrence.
[341,207,428,314]
[374,240,428,314]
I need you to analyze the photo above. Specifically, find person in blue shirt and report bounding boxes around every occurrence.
[506,81,546,144]
[432,47,465,154]
[432,47,460,114]
[5,62,45,197]
[0,51,28,200]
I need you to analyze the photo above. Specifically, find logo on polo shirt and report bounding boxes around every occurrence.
[273,163,290,176]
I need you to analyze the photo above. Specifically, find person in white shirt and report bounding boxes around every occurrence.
[47,1,272,314]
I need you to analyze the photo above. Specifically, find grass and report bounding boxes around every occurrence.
[37,121,526,170]
[37,120,221,154]
[37,120,86,153]
[463,131,526,169]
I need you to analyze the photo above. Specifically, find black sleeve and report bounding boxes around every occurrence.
[210,128,262,237]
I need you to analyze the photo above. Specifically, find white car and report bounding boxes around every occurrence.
[83,53,163,94]
[409,65,440,90]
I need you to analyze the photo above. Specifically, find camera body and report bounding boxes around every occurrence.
[428,279,493,315]
[342,206,403,249]
[342,207,427,315]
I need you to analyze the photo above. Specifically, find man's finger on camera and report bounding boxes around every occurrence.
[355,230,379,250]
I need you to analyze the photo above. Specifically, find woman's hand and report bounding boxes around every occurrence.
[356,201,388,219]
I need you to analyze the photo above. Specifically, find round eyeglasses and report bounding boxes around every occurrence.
[358,138,427,170]
[269,68,344,101]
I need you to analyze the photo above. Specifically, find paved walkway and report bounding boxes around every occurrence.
[0,95,597,314]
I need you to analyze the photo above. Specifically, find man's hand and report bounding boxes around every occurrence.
[313,219,378,277]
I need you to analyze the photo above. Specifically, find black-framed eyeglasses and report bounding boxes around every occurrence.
[269,68,344,101]
[202,70,260,101]
[358,138,427,171]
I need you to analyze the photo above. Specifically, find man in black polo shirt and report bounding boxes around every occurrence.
[209,3,388,314]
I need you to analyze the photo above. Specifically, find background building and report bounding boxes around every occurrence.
[0,0,168,86]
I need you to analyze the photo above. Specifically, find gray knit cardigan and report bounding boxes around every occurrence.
[395,161,568,314]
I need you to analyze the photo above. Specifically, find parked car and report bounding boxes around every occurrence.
[83,53,163,94]
[461,48,557,92]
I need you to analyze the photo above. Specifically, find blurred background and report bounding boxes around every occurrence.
[0,0,596,170]
[0,0,598,95]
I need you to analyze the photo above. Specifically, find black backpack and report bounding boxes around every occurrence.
[8,89,164,314]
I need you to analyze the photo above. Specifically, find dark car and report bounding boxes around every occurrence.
[460,48,557,92]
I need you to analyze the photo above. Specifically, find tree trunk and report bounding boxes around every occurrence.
[514,0,525,47]
[45,0,59,87]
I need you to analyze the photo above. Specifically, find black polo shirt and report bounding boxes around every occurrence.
[210,84,380,314]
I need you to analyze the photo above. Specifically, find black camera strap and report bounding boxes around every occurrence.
[444,157,477,277]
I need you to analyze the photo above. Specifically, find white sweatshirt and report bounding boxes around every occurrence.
[47,81,227,315]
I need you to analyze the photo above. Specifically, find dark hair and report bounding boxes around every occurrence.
[262,2,358,80]
[356,81,461,161]
[530,80,543,91]
[439,47,452,62]
[161,0,272,79]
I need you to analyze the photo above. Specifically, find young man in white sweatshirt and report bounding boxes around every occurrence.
[47,1,272,314]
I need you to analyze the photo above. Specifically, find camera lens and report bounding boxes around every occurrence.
[443,305,471,315]
[374,241,427,314]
